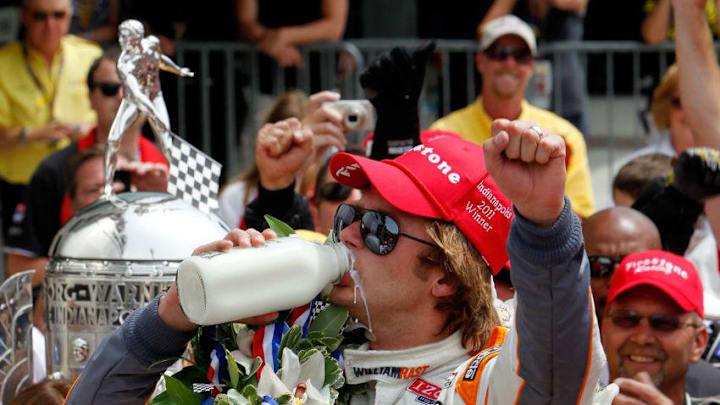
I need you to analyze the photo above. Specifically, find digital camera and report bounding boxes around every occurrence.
[323,100,375,131]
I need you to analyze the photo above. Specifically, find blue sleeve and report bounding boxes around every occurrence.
[65,295,195,405]
[507,196,598,405]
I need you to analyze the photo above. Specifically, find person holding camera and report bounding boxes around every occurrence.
[4,50,168,331]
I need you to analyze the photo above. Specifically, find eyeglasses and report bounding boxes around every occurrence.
[93,82,122,97]
[315,182,352,204]
[588,255,624,278]
[332,203,437,255]
[30,10,68,21]
[608,309,699,332]
[484,45,533,64]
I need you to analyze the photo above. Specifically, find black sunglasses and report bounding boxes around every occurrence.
[332,204,436,255]
[588,255,624,278]
[315,182,352,204]
[94,82,122,97]
[608,309,698,332]
[31,10,67,21]
[484,45,533,64]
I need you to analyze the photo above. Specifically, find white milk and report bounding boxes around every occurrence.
[176,236,352,325]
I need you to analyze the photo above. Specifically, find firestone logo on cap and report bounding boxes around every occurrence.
[624,257,688,280]
[607,249,704,318]
[408,144,461,184]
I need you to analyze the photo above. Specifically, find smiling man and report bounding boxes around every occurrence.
[601,250,718,404]
[431,15,594,218]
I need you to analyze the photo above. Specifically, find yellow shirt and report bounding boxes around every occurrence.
[0,35,101,184]
[431,98,595,218]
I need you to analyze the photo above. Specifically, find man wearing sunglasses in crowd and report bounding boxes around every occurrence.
[66,117,611,404]
[583,207,720,402]
[4,50,168,331]
[602,250,720,404]
[583,206,663,322]
[0,0,102,256]
[430,14,594,220]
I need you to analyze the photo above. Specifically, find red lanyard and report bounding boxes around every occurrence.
[22,44,64,122]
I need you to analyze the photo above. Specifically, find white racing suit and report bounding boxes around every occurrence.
[65,198,610,404]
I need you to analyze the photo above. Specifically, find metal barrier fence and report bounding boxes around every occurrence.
[172,39,678,181]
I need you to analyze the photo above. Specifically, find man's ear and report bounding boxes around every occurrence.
[690,323,709,363]
[431,272,459,298]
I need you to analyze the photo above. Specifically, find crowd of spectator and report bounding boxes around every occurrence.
[0,0,720,404]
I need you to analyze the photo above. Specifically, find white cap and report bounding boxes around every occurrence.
[479,15,537,56]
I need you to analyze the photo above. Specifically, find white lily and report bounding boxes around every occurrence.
[257,348,332,405]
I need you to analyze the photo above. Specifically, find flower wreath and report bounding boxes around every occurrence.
[148,216,357,405]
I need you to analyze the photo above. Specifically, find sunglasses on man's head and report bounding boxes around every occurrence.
[31,10,67,21]
[94,82,122,97]
[331,203,436,255]
[484,45,533,64]
[608,309,699,332]
[588,255,624,278]
[315,182,352,204]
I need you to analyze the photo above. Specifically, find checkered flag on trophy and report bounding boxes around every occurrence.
[166,132,222,214]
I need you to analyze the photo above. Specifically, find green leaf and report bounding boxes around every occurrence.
[239,357,262,386]
[169,365,210,387]
[227,389,252,405]
[324,356,345,389]
[146,391,174,405]
[264,215,295,237]
[308,305,349,338]
[277,325,303,365]
[275,393,293,404]
[240,384,259,403]
[296,348,320,364]
[217,323,241,351]
[214,395,233,405]
[226,349,241,388]
[163,375,202,405]
[318,336,342,352]
[305,331,324,340]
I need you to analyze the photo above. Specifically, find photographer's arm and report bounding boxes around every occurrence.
[672,0,720,257]
[642,0,672,45]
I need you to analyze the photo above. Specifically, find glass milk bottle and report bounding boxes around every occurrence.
[176,236,352,325]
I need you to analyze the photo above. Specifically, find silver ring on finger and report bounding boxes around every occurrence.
[529,125,544,140]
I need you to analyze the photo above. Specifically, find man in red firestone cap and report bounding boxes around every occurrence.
[602,250,719,404]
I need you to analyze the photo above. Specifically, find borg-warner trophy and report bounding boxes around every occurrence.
[44,20,229,379]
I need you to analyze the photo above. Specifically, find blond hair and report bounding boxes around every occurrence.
[651,64,679,131]
[426,221,500,353]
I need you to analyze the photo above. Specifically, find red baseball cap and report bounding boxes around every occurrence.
[606,250,704,318]
[329,132,513,274]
